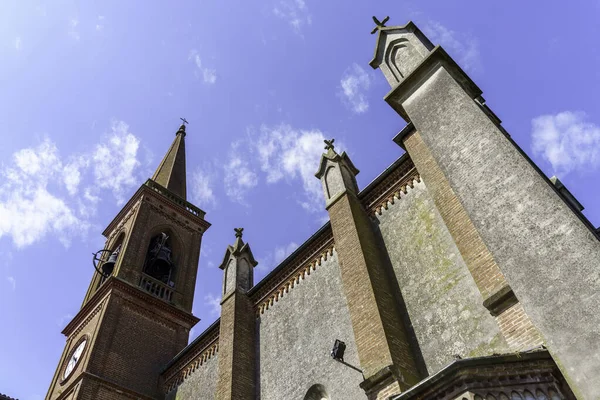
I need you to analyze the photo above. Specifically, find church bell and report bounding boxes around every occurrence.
[102,245,121,276]
[146,233,173,283]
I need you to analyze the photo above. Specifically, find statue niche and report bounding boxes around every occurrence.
[143,232,175,287]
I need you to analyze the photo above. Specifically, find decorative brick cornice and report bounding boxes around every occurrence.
[358,154,420,216]
[82,372,157,400]
[146,197,202,235]
[103,182,210,238]
[63,277,198,337]
[62,292,109,338]
[106,199,141,242]
[249,226,334,315]
[372,174,421,216]
[255,245,335,317]
[162,322,220,393]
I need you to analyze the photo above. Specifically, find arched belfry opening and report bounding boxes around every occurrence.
[303,384,329,400]
[143,232,176,287]
[96,232,126,288]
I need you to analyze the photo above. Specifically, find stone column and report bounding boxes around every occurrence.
[315,143,421,398]
[371,20,600,399]
[215,229,257,400]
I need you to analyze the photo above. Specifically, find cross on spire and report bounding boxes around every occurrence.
[180,117,189,125]
[234,227,244,238]
[324,138,335,151]
[371,16,390,34]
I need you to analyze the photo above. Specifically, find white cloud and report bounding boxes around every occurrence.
[273,0,312,35]
[191,167,216,208]
[255,124,336,212]
[0,120,143,248]
[257,241,299,274]
[92,121,141,204]
[204,293,221,317]
[56,313,74,327]
[96,15,105,31]
[421,21,480,73]
[188,49,217,85]
[203,68,217,84]
[7,276,16,291]
[14,37,21,50]
[274,242,299,264]
[63,157,88,195]
[339,64,372,114]
[224,141,258,204]
[531,111,600,176]
[68,18,80,41]
[188,49,202,69]
[0,139,87,248]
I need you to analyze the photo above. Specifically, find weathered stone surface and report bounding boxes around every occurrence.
[400,65,600,398]
[257,251,365,400]
[165,354,219,400]
[376,179,509,374]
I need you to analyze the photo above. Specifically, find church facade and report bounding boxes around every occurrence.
[44,19,599,400]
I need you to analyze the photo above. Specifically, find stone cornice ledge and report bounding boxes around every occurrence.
[384,45,483,122]
[389,350,556,400]
[482,284,519,317]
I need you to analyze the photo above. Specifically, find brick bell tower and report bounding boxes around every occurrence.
[45,122,210,400]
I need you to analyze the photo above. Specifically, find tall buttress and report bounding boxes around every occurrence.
[46,123,210,400]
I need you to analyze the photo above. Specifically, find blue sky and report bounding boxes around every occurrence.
[1,1,600,398]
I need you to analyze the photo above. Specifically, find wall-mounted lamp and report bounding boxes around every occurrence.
[330,339,346,362]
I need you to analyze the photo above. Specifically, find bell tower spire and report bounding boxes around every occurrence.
[46,118,210,400]
[151,121,188,199]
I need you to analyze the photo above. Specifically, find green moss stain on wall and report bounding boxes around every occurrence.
[376,180,509,374]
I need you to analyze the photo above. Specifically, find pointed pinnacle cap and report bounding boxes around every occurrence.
[218,228,258,270]
[151,123,187,199]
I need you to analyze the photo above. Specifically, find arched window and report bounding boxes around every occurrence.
[97,232,125,288]
[143,232,176,286]
[303,384,329,400]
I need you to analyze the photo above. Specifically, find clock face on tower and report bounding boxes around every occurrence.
[63,338,87,381]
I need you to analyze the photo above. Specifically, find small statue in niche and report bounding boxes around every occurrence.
[143,232,175,286]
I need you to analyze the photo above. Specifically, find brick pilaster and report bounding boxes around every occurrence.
[403,130,542,350]
[328,191,421,389]
[215,291,256,400]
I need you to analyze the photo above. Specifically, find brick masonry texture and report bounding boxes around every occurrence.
[216,292,255,400]
[165,354,219,400]
[403,131,543,353]
[400,65,600,398]
[328,192,421,387]
[257,251,365,400]
[375,178,510,374]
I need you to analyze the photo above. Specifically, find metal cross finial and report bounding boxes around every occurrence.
[234,227,244,238]
[324,138,335,151]
[371,16,390,34]
[180,117,189,125]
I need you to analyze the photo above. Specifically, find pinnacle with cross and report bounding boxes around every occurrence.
[324,138,335,152]
[371,16,390,34]
[234,227,244,238]
[176,117,189,136]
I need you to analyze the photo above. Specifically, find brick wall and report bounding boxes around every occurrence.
[215,292,255,400]
[328,192,421,388]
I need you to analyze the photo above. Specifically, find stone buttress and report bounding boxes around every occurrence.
[215,229,258,400]
[315,142,423,399]
[371,19,599,399]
